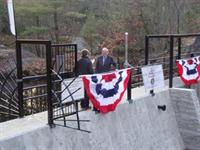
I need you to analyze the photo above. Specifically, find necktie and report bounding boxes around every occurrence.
[103,56,106,65]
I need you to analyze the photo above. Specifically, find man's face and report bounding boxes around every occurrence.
[102,48,109,56]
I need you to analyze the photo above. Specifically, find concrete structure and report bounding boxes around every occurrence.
[0,77,200,150]
[170,88,200,150]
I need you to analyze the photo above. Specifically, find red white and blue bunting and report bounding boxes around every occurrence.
[176,56,200,85]
[82,68,131,113]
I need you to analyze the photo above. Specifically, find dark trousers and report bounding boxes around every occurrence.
[81,90,89,108]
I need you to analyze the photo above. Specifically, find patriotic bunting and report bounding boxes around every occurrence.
[82,68,131,113]
[176,56,200,85]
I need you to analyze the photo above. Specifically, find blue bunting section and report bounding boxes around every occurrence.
[176,56,200,85]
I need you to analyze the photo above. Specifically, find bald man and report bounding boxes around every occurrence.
[95,47,116,73]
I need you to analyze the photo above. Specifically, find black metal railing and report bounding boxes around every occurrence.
[127,33,200,100]
[15,39,78,126]
[23,79,48,115]
[2,34,200,125]
[144,33,200,88]
[16,40,52,118]
[0,59,18,122]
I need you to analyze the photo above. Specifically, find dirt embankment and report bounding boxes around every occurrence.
[0,46,46,75]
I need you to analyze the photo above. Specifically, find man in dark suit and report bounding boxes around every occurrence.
[93,47,116,113]
[76,49,93,110]
[95,47,116,73]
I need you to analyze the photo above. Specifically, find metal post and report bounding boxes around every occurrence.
[190,53,194,57]
[145,36,149,65]
[46,41,54,126]
[16,40,24,117]
[74,44,78,77]
[127,71,132,103]
[169,36,174,88]
[177,37,181,59]
[124,32,128,67]
[124,32,132,102]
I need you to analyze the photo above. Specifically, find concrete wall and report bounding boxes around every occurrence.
[191,82,200,100]
[170,88,200,150]
[0,90,185,150]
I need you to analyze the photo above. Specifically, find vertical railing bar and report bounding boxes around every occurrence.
[145,36,149,65]
[74,45,78,77]
[127,70,132,103]
[31,89,33,114]
[46,41,54,126]
[177,37,181,59]
[169,35,174,88]
[16,40,24,118]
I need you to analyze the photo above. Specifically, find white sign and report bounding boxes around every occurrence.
[142,64,165,90]
[61,77,84,103]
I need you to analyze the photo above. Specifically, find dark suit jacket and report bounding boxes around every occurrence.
[76,56,93,76]
[95,55,116,73]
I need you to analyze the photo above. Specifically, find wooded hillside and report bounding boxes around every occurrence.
[0,0,199,58]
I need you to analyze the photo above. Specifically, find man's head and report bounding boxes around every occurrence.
[102,47,109,56]
[81,49,90,57]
